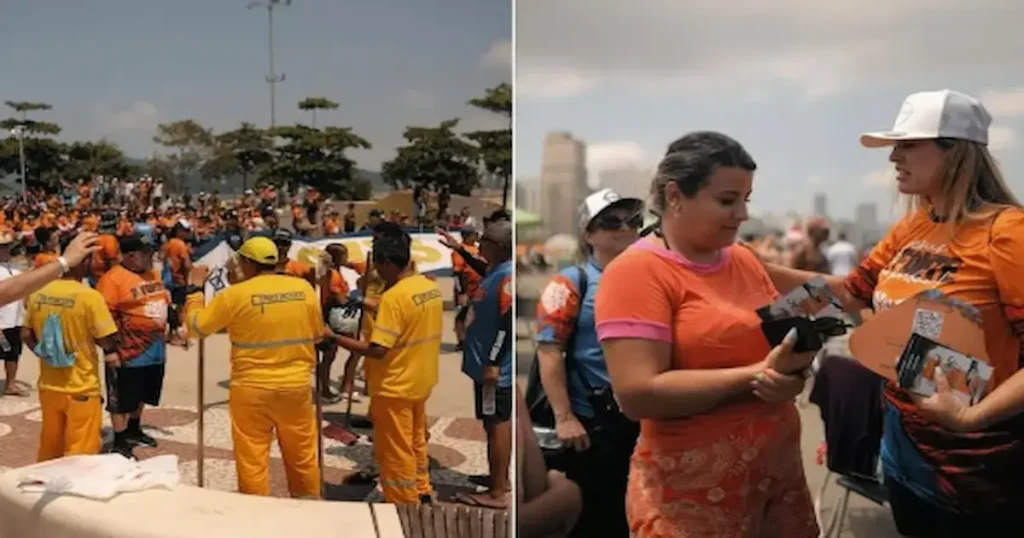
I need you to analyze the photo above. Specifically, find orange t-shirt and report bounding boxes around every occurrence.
[595,240,784,442]
[452,243,483,298]
[91,234,121,281]
[844,207,1024,508]
[34,252,60,269]
[164,237,192,287]
[95,265,170,361]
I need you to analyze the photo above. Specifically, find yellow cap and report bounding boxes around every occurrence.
[237,237,279,265]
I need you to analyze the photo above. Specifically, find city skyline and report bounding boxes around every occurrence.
[515,0,1024,219]
[1,1,511,170]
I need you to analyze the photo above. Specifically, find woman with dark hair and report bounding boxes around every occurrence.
[757,90,1024,536]
[595,132,819,537]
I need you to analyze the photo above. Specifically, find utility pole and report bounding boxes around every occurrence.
[10,126,26,200]
[247,0,290,128]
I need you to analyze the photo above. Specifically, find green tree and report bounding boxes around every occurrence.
[202,122,274,191]
[258,124,371,198]
[0,101,61,136]
[152,120,214,192]
[381,119,480,196]
[465,83,512,207]
[63,140,139,180]
[0,101,65,192]
[297,97,339,128]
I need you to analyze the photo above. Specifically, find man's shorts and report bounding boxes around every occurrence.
[105,363,166,413]
[0,327,23,362]
[473,383,512,424]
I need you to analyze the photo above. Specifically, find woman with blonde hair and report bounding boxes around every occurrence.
[757,90,1024,536]
[595,132,820,537]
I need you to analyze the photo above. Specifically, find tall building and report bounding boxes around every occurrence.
[813,192,828,219]
[598,165,652,202]
[855,202,881,245]
[539,132,588,236]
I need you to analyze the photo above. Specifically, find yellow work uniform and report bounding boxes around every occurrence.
[184,274,324,498]
[367,274,443,504]
[25,280,118,462]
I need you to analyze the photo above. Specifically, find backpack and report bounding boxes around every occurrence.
[160,262,174,289]
[34,314,76,369]
[525,265,589,429]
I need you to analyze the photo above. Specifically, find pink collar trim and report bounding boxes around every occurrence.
[633,238,731,273]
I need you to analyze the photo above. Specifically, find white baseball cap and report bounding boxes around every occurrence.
[860,89,991,148]
[579,188,643,229]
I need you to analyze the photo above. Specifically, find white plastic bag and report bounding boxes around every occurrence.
[17,454,180,500]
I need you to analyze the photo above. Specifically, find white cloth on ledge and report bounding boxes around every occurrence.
[14,454,179,500]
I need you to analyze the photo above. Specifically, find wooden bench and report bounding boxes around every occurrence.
[390,504,509,538]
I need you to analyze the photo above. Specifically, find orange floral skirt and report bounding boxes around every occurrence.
[627,404,818,538]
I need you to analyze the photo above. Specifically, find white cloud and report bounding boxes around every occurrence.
[981,88,1024,117]
[481,39,511,69]
[516,69,600,100]
[586,141,649,175]
[989,126,1017,151]
[398,89,434,110]
[95,101,161,131]
[516,0,1024,100]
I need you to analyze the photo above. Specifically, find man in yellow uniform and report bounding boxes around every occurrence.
[327,230,443,504]
[183,236,324,498]
[22,235,120,461]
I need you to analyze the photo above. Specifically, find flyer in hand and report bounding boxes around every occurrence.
[896,332,993,405]
[758,276,845,321]
[757,276,849,354]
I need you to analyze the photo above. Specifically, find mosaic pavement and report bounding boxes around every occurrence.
[0,395,489,501]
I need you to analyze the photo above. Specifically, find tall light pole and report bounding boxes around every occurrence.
[247,0,290,129]
[10,126,26,200]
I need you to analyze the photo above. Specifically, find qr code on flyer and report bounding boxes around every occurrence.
[912,308,944,340]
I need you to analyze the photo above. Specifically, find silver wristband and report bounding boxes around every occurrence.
[56,257,70,277]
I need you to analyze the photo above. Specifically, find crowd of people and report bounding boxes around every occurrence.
[0,168,518,511]
[520,89,1024,538]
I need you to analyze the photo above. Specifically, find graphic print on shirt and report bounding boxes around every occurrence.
[870,240,964,311]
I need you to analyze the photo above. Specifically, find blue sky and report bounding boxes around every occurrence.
[1,0,511,170]
[515,0,1024,220]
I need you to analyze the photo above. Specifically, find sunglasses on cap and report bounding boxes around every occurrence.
[590,212,643,231]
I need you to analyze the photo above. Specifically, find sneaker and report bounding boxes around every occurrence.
[129,430,158,448]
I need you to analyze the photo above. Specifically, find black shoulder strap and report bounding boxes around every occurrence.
[564,264,594,391]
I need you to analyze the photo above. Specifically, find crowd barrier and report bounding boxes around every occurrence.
[0,463,402,538]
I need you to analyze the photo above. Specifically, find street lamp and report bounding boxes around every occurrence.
[9,126,26,200]
[247,0,291,129]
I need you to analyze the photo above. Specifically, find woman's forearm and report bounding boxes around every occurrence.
[536,346,577,422]
[620,363,762,420]
[965,367,1024,431]
[763,263,865,313]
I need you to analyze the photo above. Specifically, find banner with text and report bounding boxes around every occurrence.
[200,232,461,301]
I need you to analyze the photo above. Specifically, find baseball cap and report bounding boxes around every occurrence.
[860,89,992,148]
[272,228,294,245]
[237,237,279,265]
[579,188,643,230]
[119,233,155,253]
